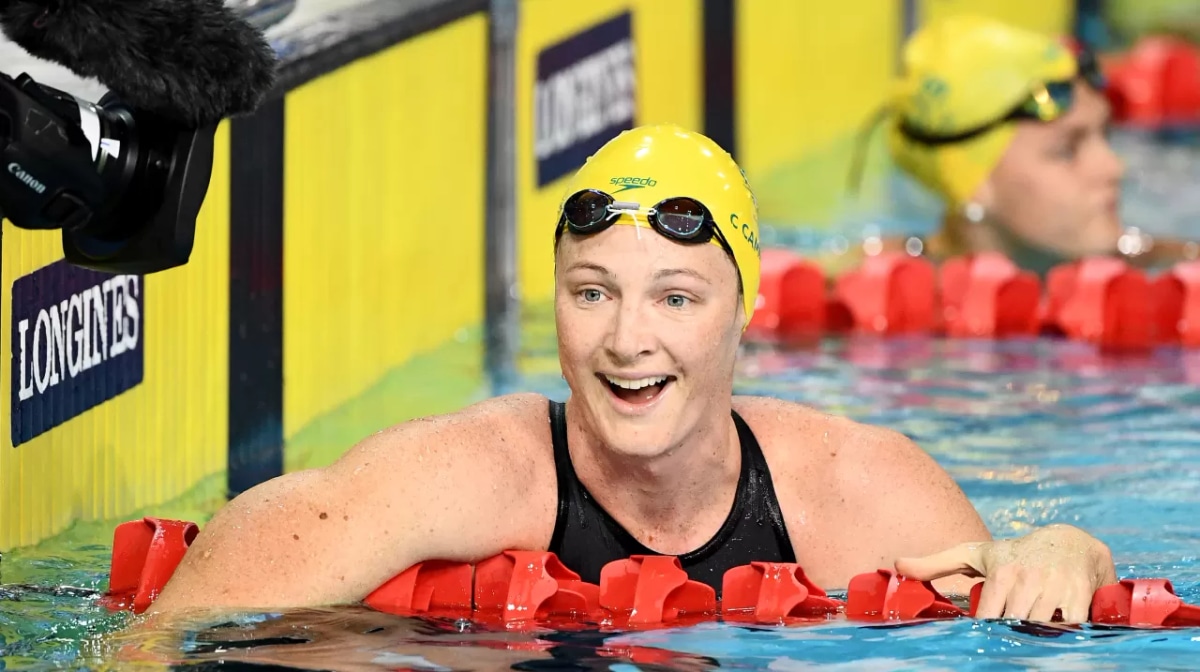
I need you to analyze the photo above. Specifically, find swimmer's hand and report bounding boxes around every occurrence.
[894,524,1118,624]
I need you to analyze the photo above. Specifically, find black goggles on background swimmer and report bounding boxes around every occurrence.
[898,48,1107,146]
[555,189,735,257]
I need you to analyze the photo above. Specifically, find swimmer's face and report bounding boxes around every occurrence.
[978,80,1125,259]
[554,222,744,458]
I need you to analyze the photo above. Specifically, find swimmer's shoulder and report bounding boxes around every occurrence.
[731,394,971,519]
[333,392,561,549]
[731,395,926,473]
[377,392,557,464]
[326,392,558,510]
[469,392,559,461]
[732,395,864,450]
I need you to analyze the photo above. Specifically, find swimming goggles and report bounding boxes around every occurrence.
[555,189,735,258]
[897,48,1107,146]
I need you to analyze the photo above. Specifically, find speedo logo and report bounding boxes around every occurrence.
[609,176,656,193]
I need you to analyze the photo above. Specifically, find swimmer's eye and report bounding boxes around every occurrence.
[1052,131,1086,161]
[581,289,604,303]
[665,294,690,309]
[1049,140,1077,161]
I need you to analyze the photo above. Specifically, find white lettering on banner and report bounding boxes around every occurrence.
[16,274,141,403]
[534,39,636,161]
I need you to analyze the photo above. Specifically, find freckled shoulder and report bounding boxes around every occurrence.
[448,392,563,546]
[731,394,920,459]
[494,392,561,469]
[396,392,557,461]
[731,395,862,466]
[303,390,563,559]
[729,394,940,510]
[377,392,561,512]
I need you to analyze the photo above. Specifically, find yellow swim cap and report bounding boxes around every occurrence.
[888,14,1079,205]
[557,124,762,327]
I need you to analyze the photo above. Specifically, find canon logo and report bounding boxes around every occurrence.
[8,162,47,194]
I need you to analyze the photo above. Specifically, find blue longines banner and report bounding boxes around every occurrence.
[535,10,637,187]
[10,259,144,446]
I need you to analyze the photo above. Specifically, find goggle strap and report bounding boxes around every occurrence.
[845,103,894,197]
[896,117,999,145]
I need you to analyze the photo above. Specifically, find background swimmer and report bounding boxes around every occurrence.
[854,14,1198,273]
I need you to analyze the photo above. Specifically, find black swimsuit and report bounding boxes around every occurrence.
[545,400,796,596]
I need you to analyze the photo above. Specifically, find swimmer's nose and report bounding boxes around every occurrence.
[606,299,655,363]
[1096,135,1126,185]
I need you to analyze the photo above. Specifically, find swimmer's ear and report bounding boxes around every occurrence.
[969,178,996,213]
[735,298,749,334]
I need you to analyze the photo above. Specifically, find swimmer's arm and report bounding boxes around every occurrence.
[835,425,992,596]
[1126,237,1199,269]
[148,401,538,617]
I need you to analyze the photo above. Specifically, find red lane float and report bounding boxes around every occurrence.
[940,252,1041,339]
[1104,35,1200,131]
[1152,260,1200,348]
[721,561,841,623]
[103,517,1200,629]
[845,569,966,621]
[1092,579,1200,627]
[746,249,827,341]
[831,252,937,335]
[750,250,1200,349]
[1044,257,1157,350]
[364,557,473,618]
[475,551,602,623]
[601,555,716,626]
[97,517,198,614]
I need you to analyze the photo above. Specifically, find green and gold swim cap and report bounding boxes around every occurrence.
[557,124,762,326]
[887,14,1080,205]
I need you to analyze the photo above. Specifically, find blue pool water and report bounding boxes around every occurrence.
[4,330,1199,671]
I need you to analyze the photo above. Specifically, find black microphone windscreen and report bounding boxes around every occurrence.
[0,0,278,127]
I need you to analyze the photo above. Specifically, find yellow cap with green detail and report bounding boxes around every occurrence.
[558,124,762,326]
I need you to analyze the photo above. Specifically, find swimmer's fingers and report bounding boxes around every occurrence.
[1023,576,1092,624]
[1025,582,1063,623]
[1059,576,1096,624]
[990,568,1092,623]
[973,565,1019,619]
[894,542,990,582]
[1001,569,1048,620]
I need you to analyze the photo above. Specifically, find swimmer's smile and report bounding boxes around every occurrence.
[599,372,676,410]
